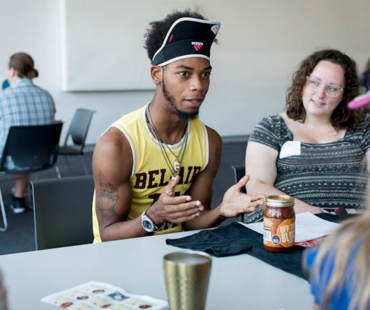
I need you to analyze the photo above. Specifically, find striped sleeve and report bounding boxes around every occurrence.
[249,116,280,151]
[361,115,370,152]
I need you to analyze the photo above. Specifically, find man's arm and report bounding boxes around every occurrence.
[94,127,204,241]
[93,127,149,241]
[246,141,322,214]
[183,127,266,231]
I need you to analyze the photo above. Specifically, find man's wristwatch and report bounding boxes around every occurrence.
[141,210,159,233]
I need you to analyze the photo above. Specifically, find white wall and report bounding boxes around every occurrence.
[0,0,368,144]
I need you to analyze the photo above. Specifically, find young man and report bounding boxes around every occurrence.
[92,10,265,242]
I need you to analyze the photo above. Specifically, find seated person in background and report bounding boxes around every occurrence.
[0,52,56,214]
[246,49,369,214]
[304,191,370,310]
[92,10,265,242]
[359,57,370,93]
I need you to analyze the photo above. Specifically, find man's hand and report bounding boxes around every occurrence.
[146,176,204,225]
[219,175,265,218]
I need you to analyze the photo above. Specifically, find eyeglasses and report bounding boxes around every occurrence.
[306,76,344,98]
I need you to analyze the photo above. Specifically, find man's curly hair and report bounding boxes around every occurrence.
[144,10,206,62]
[286,49,362,131]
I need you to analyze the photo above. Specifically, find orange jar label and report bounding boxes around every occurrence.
[263,218,295,248]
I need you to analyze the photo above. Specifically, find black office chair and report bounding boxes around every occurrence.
[31,175,94,250]
[0,122,63,232]
[231,165,264,224]
[58,108,96,176]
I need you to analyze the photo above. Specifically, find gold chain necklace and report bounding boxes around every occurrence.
[146,105,188,179]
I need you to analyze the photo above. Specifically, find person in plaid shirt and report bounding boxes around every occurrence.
[0,52,55,214]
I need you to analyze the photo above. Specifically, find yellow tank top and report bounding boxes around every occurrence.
[92,105,209,242]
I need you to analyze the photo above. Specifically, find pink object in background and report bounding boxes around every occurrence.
[347,91,370,109]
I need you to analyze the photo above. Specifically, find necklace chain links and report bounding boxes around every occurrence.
[145,105,188,180]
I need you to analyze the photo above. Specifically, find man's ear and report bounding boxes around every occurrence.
[150,66,162,86]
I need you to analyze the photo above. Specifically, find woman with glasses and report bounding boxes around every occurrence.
[245,49,368,214]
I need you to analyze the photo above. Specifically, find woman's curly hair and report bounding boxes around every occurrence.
[286,49,362,131]
[143,10,206,62]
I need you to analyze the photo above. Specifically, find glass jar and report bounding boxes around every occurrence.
[263,195,295,253]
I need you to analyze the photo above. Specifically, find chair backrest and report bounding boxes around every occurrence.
[31,175,94,250]
[231,165,246,194]
[0,122,63,173]
[64,109,95,153]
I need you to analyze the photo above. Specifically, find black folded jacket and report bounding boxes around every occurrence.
[166,222,253,258]
[166,214,339,280]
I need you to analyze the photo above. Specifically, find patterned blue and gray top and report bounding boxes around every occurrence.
[0,78,56,169]
[249,114,370,209]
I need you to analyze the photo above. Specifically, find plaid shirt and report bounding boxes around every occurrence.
[0,78,56,169]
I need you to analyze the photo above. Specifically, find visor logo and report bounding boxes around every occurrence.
[211,24,220,34]
[192,42,203,51]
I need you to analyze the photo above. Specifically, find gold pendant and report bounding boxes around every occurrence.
[173,161,180,172]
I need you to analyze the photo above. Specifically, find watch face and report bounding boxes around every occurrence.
[142,219,153,232]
